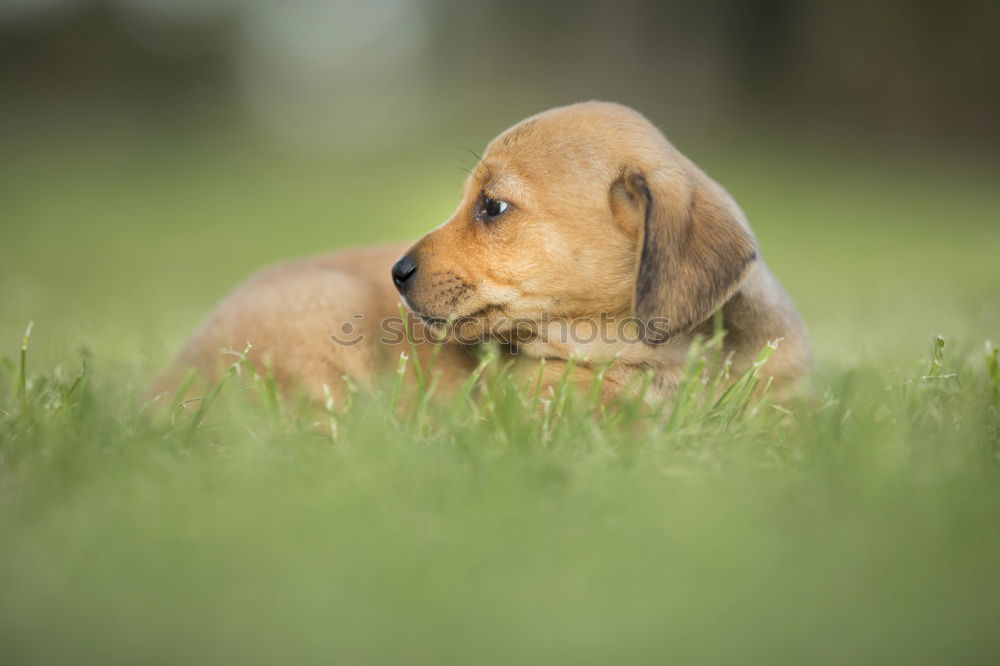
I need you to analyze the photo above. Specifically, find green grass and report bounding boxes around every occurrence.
[1,127,1000,665]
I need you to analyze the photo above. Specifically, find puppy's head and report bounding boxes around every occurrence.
[393,101,758,343]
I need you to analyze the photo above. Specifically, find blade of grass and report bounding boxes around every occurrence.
[171,367,199,409]
[63,354,88,402]
[447,347,496,423]
[548,356,578,441]
[183,342,252,444]
[925,334,946,379]
[986,340,999,403]
[663,335,707,432]
[586,358,612,414]
[398,303,425,392]
[709,339,779,424]
[18,320,34,410]
[238,355,280,421]
[390,351,410,416]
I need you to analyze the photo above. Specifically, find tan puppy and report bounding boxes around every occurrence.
[157,102,809,405]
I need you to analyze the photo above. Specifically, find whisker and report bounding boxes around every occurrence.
[458,144,492,185]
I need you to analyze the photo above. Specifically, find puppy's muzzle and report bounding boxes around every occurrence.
[391,254,418,293]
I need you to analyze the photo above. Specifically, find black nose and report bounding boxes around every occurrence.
[391,255,418,290]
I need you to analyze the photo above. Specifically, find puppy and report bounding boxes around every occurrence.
[156,102,809,405]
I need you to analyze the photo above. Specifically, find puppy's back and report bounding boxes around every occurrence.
[152,244,409,402]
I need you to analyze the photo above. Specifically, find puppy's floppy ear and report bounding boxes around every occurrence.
[613,166,758,342]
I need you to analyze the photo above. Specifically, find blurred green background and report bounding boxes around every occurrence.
[2,3,1000,666]
[2,0,998,379]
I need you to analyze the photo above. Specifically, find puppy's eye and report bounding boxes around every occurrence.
[482,197,509,220]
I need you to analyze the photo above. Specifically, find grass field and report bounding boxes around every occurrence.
[2,127,999,665]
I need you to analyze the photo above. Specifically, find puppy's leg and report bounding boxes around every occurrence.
[510,359,636,408]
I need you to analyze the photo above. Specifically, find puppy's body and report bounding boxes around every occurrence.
[153,245,478,401]
[157,102,809,404]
